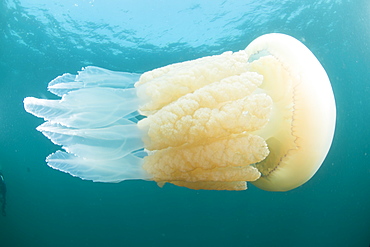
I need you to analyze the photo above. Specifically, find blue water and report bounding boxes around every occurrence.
[1,0,369,246]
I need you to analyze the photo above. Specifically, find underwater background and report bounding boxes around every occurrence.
[0,0,369,246]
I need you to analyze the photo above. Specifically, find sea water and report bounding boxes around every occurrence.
[0,0,369,246]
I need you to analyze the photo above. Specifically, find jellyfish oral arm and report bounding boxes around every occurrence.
[24,67,152,182]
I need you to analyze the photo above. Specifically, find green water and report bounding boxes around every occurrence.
[0,0,369,246]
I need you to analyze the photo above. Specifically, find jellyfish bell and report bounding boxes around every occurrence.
[245,33,336,191]
[23,33,336,191]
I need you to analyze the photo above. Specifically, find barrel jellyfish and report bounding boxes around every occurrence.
[24,33,336,191]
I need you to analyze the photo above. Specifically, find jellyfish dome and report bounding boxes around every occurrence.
[24,33,336,191]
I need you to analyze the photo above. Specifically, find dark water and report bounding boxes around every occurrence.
[1,0,369,246]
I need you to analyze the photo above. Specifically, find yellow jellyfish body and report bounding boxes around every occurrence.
[23,33,336,191]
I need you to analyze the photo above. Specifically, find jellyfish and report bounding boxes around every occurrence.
[23,33,336,191]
